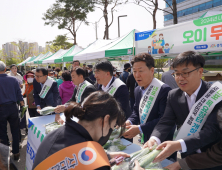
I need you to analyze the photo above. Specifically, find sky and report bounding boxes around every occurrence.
[0,0,166,49]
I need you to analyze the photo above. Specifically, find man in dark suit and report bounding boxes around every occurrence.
[122,53,175,145]
[94,61,132,120]
[33,67,59,111]
[144,51,222,170]
[54,67,96,123]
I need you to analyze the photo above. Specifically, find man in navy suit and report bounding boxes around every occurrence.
[123,53,175,145]
[33,67,59,111]
[94,61,132,120]
[144,51,222,170]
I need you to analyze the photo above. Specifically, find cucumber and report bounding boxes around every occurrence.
[139,149,162,168]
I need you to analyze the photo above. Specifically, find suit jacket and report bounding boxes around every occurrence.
[67,84,96,104]
[151,80,222,158]
[33,78,60,108]
[128,83,175,142]
[98,77,132,120]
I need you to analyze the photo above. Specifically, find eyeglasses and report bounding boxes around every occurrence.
[172,67,201,78]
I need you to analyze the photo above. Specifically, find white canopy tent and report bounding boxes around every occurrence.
[42,49,69,64]
[17,57,31,66]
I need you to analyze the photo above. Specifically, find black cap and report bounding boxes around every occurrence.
[124,63,131,70]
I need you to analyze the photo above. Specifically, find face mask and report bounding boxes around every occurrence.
[128,68,131,72]
[88,70,90,73]
[113,71,116,75]
[98,121,113,146]
[27,78,34,83]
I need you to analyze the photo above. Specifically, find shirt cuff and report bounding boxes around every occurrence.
[138,125,143,133]
[150,136,161,145]
[177,139,187,153]
[128,120,133,125]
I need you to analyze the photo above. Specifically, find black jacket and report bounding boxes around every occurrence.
[151,80,222,159]
[33,78,59,108]
[128,83,175,143]
[32,120,110,170]
[126,73,137,99]
[98,77,132,120]
[67,83,96,104]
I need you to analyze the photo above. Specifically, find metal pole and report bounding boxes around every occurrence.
[118,15,127,37]
[95,22,98,40]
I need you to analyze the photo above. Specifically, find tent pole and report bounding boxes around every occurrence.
[132,29,135,57]
[63,62,66,70]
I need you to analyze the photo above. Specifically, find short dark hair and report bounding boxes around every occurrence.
[131,53,154,69]
[95,61,113,76]
[36,67,48,76]
[172,51,205,68]
[48,66,51,69]
[72,60,80,65]
[10,64,17,69]
[64,91,125,135]
[71,67,86,78]
[55,67,61,73]
[62,72,72,81]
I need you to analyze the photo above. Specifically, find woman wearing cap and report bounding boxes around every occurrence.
[33,91,131,170]
[23,71,40,118]
[7,64,23,88]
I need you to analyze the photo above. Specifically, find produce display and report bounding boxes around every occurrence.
[45,122,63,134]
[37,106,56,115]
[111,144,165,170]
[103,128,128,151]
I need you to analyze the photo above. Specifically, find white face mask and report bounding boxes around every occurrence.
[88,70,90,73]
[27,78,34,83]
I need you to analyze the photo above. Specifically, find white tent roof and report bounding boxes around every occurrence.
[29,53,45,65]
[74,39,113,61]
[42,49,69,64]
[18,57,31,66]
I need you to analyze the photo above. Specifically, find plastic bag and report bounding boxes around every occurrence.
[38,106,56,115]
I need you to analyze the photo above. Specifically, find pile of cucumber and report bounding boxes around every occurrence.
[112,145,166,170]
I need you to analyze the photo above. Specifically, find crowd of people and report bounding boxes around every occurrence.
[0,50,222,170]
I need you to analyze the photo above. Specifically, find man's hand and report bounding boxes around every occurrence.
[125,120,131,126]
[123,125,140,139]
[37,106,41,113]
[55,114,64,125]
[133,160,144,170]
[164,161,181,170]
[54,105,65,114]
[108,152,130,159]
[143,138,157,149]
[153,141,182,163]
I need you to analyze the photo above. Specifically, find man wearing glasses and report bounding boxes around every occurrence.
[33,67,59,112]
[144,51,222,170]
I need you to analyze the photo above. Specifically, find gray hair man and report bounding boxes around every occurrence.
[0,61,24,161]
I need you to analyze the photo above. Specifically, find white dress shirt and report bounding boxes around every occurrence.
[101,77,113,92]
[151,81,202,153]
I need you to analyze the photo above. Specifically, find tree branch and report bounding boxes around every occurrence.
[162,0,173,11]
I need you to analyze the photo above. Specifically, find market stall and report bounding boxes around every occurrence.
[26,114,173,170]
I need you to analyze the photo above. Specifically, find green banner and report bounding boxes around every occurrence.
[193,14,222,26]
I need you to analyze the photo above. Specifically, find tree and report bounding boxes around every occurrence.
[126,0,177,29]
[95,0,124,39]
[125,0,158,29]
[164,0,178,24]
[46,35,73,53]
[43,0,94,45]
[6,57,21,66]
[11,41,34,61]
